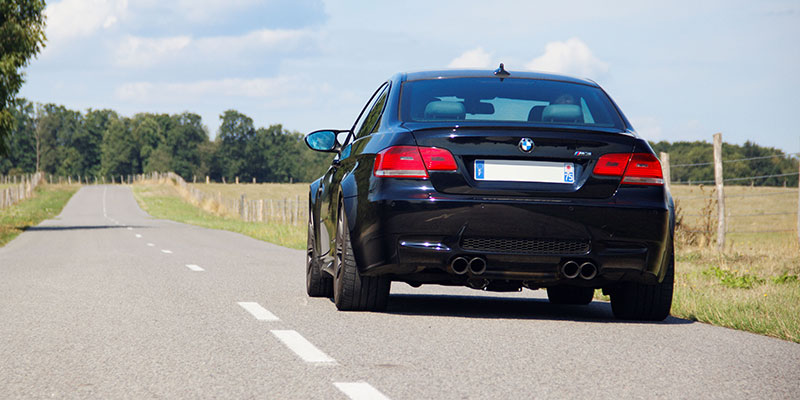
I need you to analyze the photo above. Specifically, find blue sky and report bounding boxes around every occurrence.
[19,0,800,153]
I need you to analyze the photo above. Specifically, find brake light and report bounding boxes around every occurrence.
[593,153,630,176]
[419,147,458,171]
[593,153,663,185]
[373,146,457,178]
[622,153,664,185]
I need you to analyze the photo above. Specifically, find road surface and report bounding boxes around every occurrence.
[1,185,798,399]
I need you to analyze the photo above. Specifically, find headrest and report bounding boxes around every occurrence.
[541,104,582,123]
[528,105,546,121]
[424,101,466,120]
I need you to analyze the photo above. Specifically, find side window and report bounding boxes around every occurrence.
[352,82,389,140]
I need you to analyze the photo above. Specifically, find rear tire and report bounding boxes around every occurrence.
[610,247,674,321]
[333,206,390,311]
[306,213,332,298]
[547,286,594,305]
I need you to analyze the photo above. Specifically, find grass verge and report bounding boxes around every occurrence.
[0,184,79,247]
[133,183,305,250]
[671,245,800,343]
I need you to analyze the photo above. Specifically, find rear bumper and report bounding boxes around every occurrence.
[346,183,672,287]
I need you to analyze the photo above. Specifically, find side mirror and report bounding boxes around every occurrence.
[305,130,347,152]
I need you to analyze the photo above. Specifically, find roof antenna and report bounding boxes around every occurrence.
[494,63,510,77]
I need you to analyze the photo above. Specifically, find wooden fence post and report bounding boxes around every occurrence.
[660,152,671,192]
[206,176,210,184]
[713,132,726,251]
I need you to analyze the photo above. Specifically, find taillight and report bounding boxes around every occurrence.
[419,147,458,171]
[593,153,630,176]
[593,153,663,186]
[373,146,457,178]
[622,153,663,185]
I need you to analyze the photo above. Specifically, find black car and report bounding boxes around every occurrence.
[304,66,674,320]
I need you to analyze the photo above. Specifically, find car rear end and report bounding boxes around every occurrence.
[351,74,672,292]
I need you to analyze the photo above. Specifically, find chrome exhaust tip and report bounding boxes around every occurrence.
[468,257,487,275]
[579,262,597,280]
[450,256,469,275]
[561,261,580,279]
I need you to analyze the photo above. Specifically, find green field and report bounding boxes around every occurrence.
[0,184,79,247]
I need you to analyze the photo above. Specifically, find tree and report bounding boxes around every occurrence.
[216,110,255,180]
[100,116,137,176]
[0,0,47,156]
[0,98,36,174]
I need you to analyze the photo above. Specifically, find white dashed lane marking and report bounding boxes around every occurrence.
[147,243,155,247]
[126,227,133,230]
[161,249,173,254]
[270,330,335,364]
[185,264,204,272]
[237,302,279,321]
[135,234,142,238]
[334,382,391,400]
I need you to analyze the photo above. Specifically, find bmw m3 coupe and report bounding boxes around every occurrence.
[304,66,674,320]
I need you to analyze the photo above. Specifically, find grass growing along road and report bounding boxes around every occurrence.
[133,183,305,250]
[0,185,79,247]
[188,182,308,201]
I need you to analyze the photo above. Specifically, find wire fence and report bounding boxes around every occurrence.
[663,133,800,249]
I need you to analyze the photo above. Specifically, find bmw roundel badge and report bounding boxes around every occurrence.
[518,138,534,153]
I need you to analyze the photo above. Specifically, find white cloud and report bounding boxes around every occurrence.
[46,0,128,41]
[112,29,315,68]
[448,47,493,69]
[115,35,191,68]
[525,38,609,78]
[115,76,297,103]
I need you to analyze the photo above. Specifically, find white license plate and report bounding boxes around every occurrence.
[474,160,575,184]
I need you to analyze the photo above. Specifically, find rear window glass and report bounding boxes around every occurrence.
[400,77,624,129]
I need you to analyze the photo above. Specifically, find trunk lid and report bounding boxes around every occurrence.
[408,125,636,199]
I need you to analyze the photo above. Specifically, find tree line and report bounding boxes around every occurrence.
[2,99,795,187]
[650,140,798,186]
[0,99,333,183]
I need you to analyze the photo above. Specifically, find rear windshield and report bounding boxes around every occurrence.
[400,77,625,129]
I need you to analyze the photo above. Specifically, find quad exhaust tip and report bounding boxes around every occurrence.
[468,257,487,275]
[450,256,487,275]
[561,260,598,280]
[451,256,469,275]
[561,261,580,279]
[579,262,597,280]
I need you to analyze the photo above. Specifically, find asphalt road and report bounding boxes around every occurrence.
[1,185,798,399]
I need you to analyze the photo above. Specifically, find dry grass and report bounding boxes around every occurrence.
[668,184,800,342]
[133,182,305,249]
[188,182,308,202]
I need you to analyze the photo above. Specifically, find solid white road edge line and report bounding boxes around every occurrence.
[334,382,391,400]
[161,249,173,254]
[237,302,279,321]
[185,264,204,272]
[270,330,336,364]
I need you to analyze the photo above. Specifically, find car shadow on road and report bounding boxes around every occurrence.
[384,294,692,325]
[24,225,148,231]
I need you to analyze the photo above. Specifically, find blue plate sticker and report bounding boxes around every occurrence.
[475,160,485,180]
[563,164,575,183]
